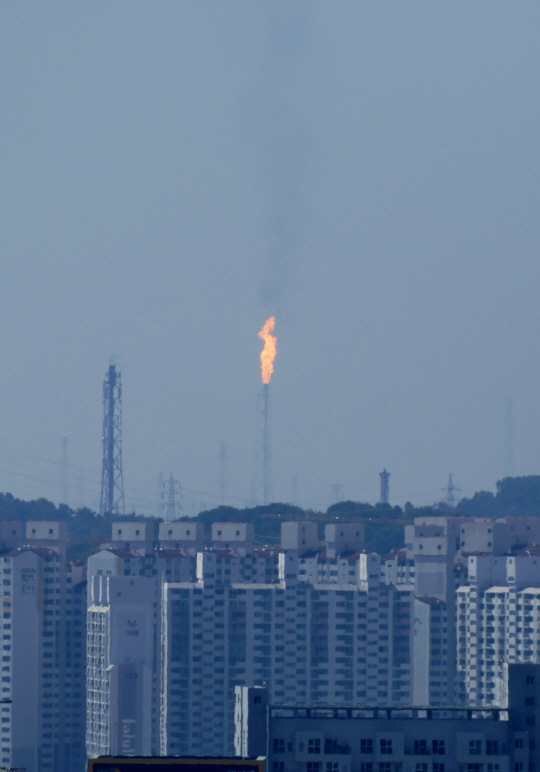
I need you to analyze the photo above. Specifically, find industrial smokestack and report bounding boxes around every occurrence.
[379,469,390,505]
[262,383,271,505]
[258,318,277,505]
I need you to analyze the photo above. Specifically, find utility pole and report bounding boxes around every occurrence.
[161,473,182,521]
[99,363,125,516]
[379,468,390,505]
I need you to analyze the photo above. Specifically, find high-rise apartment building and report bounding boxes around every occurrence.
[159,527,415,756]
[456,550,540,706]
[83,512,540,762]
[403,515,540,706]
[0,520,86,772]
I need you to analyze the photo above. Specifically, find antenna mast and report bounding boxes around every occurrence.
[99,363,125,516]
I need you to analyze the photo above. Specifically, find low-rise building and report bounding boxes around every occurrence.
[236,663,540,771]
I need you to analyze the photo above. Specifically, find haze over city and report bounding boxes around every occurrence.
[2,2,540,515]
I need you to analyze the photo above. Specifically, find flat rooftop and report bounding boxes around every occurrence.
[269,705,509,721]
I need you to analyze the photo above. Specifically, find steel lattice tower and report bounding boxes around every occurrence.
[99,363,125,516]
[445,474,457,509]
[161,473,182,521]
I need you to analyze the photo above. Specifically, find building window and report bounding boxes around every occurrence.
[273,739,284,754]
[254,697,262,704]
[360,739,373,754]
[515,739,523,749]
[326,765,338,772]
[380,739,392,755]
[306,764,321,772]
[433,765,445,772]
[272,764,284,772]
[433,740,445,755]
[467,766,482,772]
[469,740,481,755]
[415,765,428,772]
[515,764,524,772]
[379,765,391,772]
[487,765,500,772]
[308,739,321,754]
[414,740,428,755]
[486,740,498,755]
[527,676,535,684]
[360,765,373,772]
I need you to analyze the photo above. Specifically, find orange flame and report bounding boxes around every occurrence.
[258,317,277,384]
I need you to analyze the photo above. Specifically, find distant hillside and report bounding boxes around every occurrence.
[458,476,540,519]
[2,475,539,560]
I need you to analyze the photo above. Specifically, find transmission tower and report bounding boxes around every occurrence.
[161,473,182,521]
[379,468,390,505]
[99,363,125,516]
[443,474,461,510]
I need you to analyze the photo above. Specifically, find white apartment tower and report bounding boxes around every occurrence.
[159,524,414,756]
[456,551,540,706]
[0,520,86,772]
[86,546,160,758]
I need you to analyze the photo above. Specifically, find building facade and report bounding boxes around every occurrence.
[0,521,86,772]
[159,541,415,756]
[236,664,540,771]
[456,551,540,706]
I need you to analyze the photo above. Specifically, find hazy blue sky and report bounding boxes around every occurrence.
[1,2,540,515]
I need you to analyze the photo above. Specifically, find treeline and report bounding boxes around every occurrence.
[458,476,540,519]
[194,500,433,555]
[1,475,540,560]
